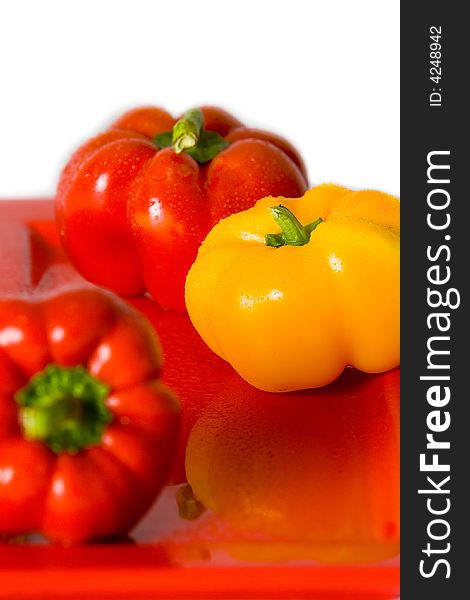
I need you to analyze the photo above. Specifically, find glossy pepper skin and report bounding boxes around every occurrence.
[0,287,179,544]
[186,184,400,392]
[55,106,308,312]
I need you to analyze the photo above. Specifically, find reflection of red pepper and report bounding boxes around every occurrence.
[130,296,232,483]
[56,106,308,312]
[0,287,179,544]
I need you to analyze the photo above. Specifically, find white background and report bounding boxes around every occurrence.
[0,0,399,200]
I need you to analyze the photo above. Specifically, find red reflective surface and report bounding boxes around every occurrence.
[0,200,399,599]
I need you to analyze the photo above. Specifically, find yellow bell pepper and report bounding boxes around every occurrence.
[185,184,400,392]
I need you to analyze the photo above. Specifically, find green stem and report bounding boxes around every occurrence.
[15,364,112,454]
[154,108,229,163]
[265,205,323,248]
[172,108,204,154]
[176,483,206,521]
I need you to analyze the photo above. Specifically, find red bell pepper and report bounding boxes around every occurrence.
[0,287,179,544]
[55,106,308,312]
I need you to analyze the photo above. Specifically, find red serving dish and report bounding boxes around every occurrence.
[0,199,400,599]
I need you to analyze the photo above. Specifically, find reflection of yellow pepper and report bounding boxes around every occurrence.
[185,184,400,392]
